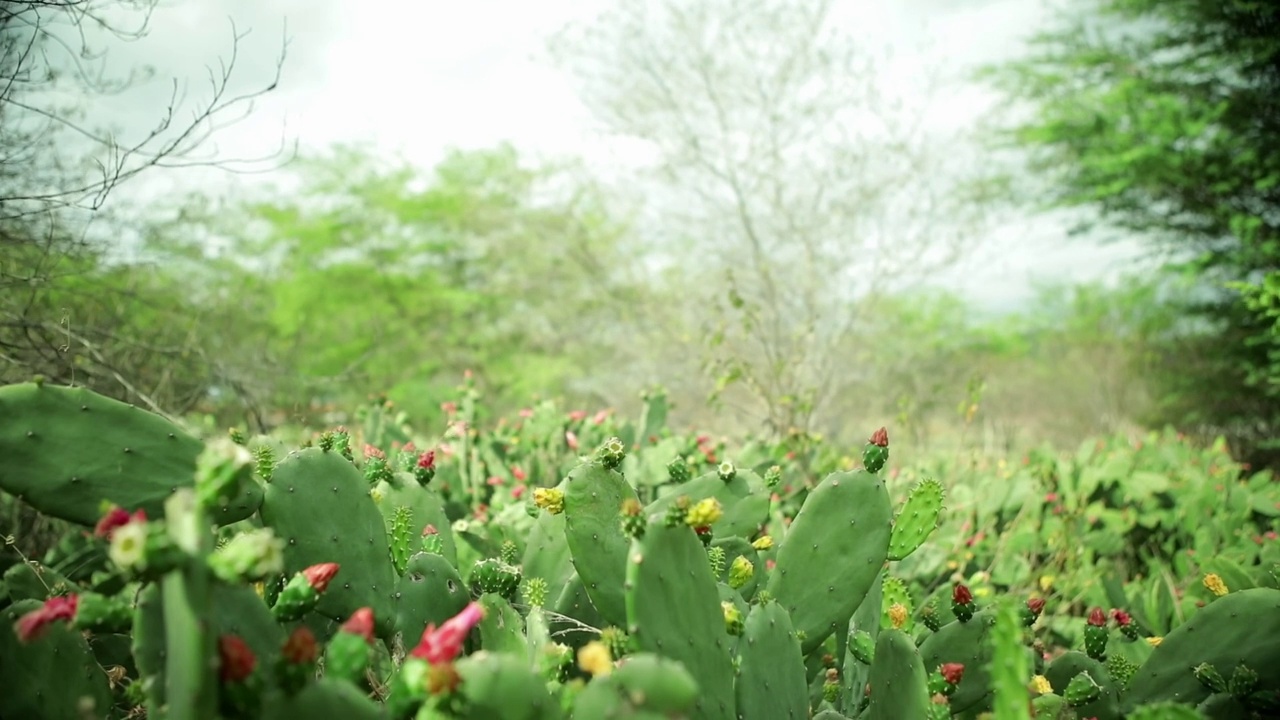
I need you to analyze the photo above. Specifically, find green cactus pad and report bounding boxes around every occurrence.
[644,468,756,531]
[887,478,943,561]
[917,609,999,714]
[625,516,738,720]
[880,575,914,632]
[455,651,560,720]
[393,552,470,642]
[989,598,1034,720]
[0,599,114,719]
[813,712,854,720]
[765,469,892,654]
[373,472,457,565]
[131,580,283,707]
[478,593,528,657]
[2,561,74,602]
[261,677,385,720]
[563,461,639,628]
[573,653,700,718]
[711,536,760,598]
[735,600,809,720]
[0,382,260,526]
[841,567,884,715]
[260,448,397,637]
[1125,702,1208,720]
[866,627,931,720]
[1045,652,1120,720]
[1125,588,1280,711]
[521,509,575,607]
[550,573,606,650]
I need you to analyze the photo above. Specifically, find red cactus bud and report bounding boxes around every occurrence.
[417,450,436,470]
[218,634,257,683]
[1087,607,1107,627]
[340,607,376,644]
[411,601,484,665]
[13,594,78,643]
[952,583,972,605]
[1110,609,1132,627]
[280,626,318,665]
[869,427,889,447]
[302,563,339,593]
[940,663,965,685]
[1027,598,1045,615]
[422,524,439,536]
[94,507,146,539]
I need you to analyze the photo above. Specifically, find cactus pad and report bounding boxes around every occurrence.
[887,478,943,561]
[735,600,809,720]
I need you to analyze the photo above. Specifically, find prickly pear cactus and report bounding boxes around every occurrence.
[562,461,638,628]
[887,478,943,561]
[735,600,809,720]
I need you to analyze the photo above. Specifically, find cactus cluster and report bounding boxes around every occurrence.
[1,381,1277,720]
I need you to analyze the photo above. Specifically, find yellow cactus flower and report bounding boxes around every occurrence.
[684,498,723,527]
[728,556,754,590]
[1038,575,1055,593]
[751,535,774,551]
[888,603,908,629]
[1146,636,1163,647]
[533,488,565,515]
[1029,675,1052,695]
[1203,573,1228,597]
[577,641,613,677]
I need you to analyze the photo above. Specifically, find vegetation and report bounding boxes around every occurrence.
[1,0,1278,718]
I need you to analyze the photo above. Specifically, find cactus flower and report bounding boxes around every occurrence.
[218,634,257,683]
[13,594,78,643]
[341,608,376,644]
[939,663,965,686]
[303,563,339,592]
[869,427,889,447]
[1203,573,1228,597]
[1110,608,1131,626]
[1146,636,1163,647]
[533,488,565,515]
[94,507,146,539]
[417,450,436,470]
[751,535,774,550]
[684,498,723,527]
[1086,607,1107,626]
[728,556,754,589]
[577,640,613,677]
[888,603,909,629]
[410,601,485,665]
[1030,675,1053,695]
[280,626,318,665]
[108,518,149,571]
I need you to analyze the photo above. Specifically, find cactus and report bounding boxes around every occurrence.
[766,469,893,654]
[734,599,809,720]
[259,448,398,638]
[562,461,639,627]
[1045,652,1122,720]
[0,382,260,526]
[887,477,944,561]
[625,514,737,720]
[865,627,932,720]
[988,598,1032,720]
[372,471,458,566]
[0,599,115,718]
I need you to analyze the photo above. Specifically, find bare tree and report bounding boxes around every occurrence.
[550,0,991,438]
[0,0,293,413]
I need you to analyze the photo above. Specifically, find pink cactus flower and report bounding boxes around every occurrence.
[410,601,485,665]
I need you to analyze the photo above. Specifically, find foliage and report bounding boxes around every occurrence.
[1,380,1276,719]
[980,0,1280,468]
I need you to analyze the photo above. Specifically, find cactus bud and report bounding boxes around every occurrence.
[271,564,340,622]
[12,594,78,643]
[522,577,549,608]
[228,427,246,445]
[1193,663,1227,693]
[722,602,744,636]
[667,455,692,483]
[599,626,634,660]
[469,558,522,601]
[717,461,736,482]
[764,465,782,489]
[1084,607,1108,661]
[533,488,565,515]
[921,602,942,632]
[1063,671,1101,707]
[276,626,319,695]
[706,546,727,577]
[751,535,773,550]
[1229,664,1259,698]
[217,634,263,717]
[684,498,723,527]
[728,556,754,589]
[822,668,840,702]
[414,450,437,485]
[951,583,975,623]
[578,640,614,677]
[863,427,889,473]
[410,601,484,666]
[939,663,965,687]
[620,498,646,539]
[595,437,626,469]
[1022,597,1045,626]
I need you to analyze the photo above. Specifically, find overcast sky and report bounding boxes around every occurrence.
[74,0,1151,312]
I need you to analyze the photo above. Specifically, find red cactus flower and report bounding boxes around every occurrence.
[512,466,526,482]
[341,608,376,644]
[1027,598,1045,615]
[512,484,527,500]
[280,626,318,665]
[218,634,257,683]
[417,450,436,470]
[1086,607,1107,627]
[13,594,78,643]
[870,422,890,445]
[422,524,439,536]
[952,583,973,605]
[1110,609,1132,627]
[94,507,146,539]
[411,601,485,665]
[939,663,965,685]
[302,563,339,593]
[486,476,504,487]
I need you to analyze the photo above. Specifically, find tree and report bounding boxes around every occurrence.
[0,0,290,413]
[980,0,1280,467]
[549,0,990,439]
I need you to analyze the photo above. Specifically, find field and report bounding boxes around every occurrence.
[1,379,1277,719]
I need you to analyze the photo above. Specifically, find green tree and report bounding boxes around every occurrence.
[981,0,1280,466]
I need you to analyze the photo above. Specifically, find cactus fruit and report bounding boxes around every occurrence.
[1045,651,1122,720]
[1064,671,1103,707]
[470,558,522,601]
[887,477,944,561]
[1084,607,1109,661]
[862,427,889,474]
[1022,597,1045,627]
[880,576,914,632]
[952,583,976,623]
[766,469,893,654]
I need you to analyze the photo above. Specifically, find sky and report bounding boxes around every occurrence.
[64,0,1153,312]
